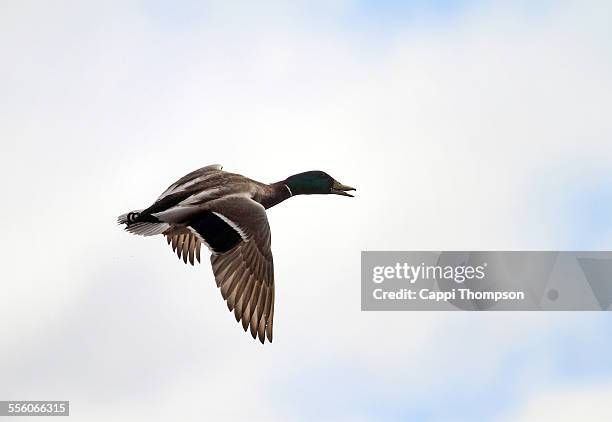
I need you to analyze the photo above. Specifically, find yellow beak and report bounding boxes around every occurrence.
[331,180,356,197]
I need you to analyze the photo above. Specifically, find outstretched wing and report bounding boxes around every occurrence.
[164,195,275,343]
[207,196,275,344]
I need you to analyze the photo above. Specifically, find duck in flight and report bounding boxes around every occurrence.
[118,165,355,344]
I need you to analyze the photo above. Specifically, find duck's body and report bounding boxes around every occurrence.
[118,164,354,344]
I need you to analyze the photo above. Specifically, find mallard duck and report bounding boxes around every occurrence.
[118,165,355,344]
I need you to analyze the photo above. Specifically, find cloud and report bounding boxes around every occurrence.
[504,383,612,421]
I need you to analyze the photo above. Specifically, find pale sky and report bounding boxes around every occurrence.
[2,1,612,420]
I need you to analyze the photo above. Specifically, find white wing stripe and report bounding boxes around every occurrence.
[212,212,249,241]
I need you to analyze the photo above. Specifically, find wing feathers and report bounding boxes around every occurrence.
[237,274,255,323]
[244,280,261,331]
[232,273,249,319]
[250,285,265,339]
[165,231,201,266]
[176,234,185,259]
[266,299,274,342]
[188,236,196,265]
[258,288,272,343]
[161,195,275,344]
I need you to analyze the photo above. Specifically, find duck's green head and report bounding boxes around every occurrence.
[285,171,356,197]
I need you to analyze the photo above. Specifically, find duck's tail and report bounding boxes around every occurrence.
[117,210,142,225]
[117,210,170,236]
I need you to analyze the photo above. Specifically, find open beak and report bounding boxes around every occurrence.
[331,180,356,197]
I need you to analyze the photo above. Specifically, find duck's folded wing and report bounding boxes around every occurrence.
[156,164,223,201]
[205,196,275,344]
